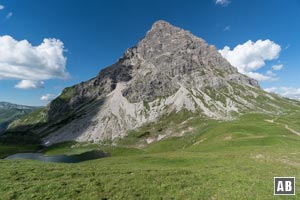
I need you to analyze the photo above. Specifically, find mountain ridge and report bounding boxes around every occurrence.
[0,102,39,134]
[0,102,38,110]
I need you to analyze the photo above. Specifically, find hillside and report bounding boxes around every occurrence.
[0,102,38,134]
[2,108,300,199]
[7,20,295,146]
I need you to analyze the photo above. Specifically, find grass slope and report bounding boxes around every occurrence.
[0,107,38,133]
[1,108,300,199]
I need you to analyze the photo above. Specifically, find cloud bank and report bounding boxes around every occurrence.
[0,35,69,89]
[264,87,300,100]
[219,39,281,81]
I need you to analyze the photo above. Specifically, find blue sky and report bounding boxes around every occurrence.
[0,0,300,106]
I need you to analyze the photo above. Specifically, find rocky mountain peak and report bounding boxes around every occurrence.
[48,20,261,120]
[120,20,259,102]
[143,20,203,44]
[135,20,205,60]
[147,20,182,36]
[9,20,270,145]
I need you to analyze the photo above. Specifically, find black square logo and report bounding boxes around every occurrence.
[274,177,295,195]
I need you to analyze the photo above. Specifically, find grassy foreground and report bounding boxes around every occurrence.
[1,111,300,199]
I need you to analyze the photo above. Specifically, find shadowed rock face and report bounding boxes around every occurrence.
[10,20,270,145]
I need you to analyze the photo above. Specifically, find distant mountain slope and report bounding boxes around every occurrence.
[7,20,297,145]
[0,102,39,133]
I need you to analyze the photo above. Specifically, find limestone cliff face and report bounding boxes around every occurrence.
[11,20,279,145]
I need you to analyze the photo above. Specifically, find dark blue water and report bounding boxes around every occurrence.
[5,150,108,163]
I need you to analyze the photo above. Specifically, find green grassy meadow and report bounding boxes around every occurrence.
[1,110,300,199]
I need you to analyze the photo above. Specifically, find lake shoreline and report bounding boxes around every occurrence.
[4,150,109,163]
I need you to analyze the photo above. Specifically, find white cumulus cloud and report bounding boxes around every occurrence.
[215,0,231,6]
[247,72,277,81]
[0,35,69,89]
[272,64,283,71]
[264,87,277,93]
[40,93,56,101]
[264,87,300,100]
[0,5,4,10]
[15,80,44,89]
[219,39,281,81]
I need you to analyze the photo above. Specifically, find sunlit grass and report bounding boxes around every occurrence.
[1,111,300,199]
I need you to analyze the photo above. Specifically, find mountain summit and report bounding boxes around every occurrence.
[8,20,286,145]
